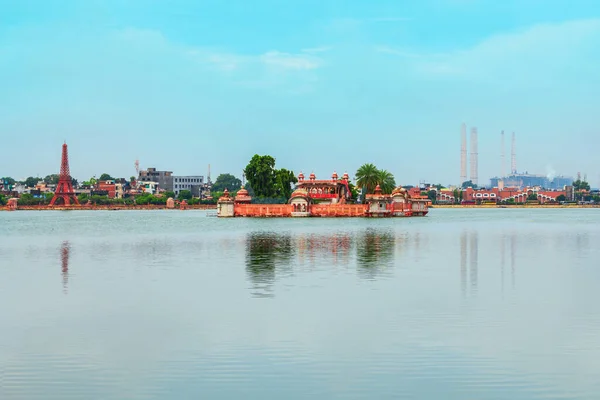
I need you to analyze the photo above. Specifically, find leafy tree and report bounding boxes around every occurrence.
[461,180,477,189]
[527,193,538,201]
[0,194,6,206]
[78,193,90,203]
[244,155,277,198]
[24,177,41,188]
[573,179,591,191]
[163,191,175,199]
[2,177,16,186]
[355,163,379,195]
[178,190,193,200]
[130,176,136,183]
[43,174,60,185]
[212,173,242,192]
[427,190,437,204]
[377,169,396,194]
[347,182,359,200]
[99,173,114,181]
[556,194,566,202]
[274,168,297,199]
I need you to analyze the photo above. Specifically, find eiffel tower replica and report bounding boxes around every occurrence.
[49,142,80,206]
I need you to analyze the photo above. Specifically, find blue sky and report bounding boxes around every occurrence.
[1,0,599,186]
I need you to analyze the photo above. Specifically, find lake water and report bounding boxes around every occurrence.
[1,209,599,399]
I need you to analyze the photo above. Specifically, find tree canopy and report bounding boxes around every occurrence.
[212,173,242,192]
[573,179,590,191]
[2,177,16,186]
[355,164,396,195]
[178,190,193,200]
[244,155,277,197]
[274,168,298,199]
[461,180,477,189]
[99,173,115,181]
[43,174,60,185]
[24,177,41,188]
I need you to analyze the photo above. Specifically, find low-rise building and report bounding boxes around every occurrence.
[173,175,204,197]
[138,168,173,191]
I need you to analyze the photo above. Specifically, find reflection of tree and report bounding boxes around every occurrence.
[245,232,294,297]
[356,228,395,279]
[60,241,70,294]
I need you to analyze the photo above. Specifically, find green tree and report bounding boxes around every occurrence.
[2,177,16,186]
[573,179,591,191]
[355,163,380,195]
[212,173,242,192]
[347,182,359,200]
[274,168,298,199]
[178,190,193,200]
[24,177,41,188]
[0,194,6,206]
[427,190,437,204]
[99,173,114,181]
[527,193,538,201]
[43,174,60,184]
[244,155,277,198]
[461,180,477,189]
[163,191,175,199]
[556,194,566,202]
[376,169,396,194]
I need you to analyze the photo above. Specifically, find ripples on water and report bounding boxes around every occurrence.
[1,209,600,399]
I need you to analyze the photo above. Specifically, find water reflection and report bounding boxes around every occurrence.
[245,228,397,296]
[459,231,479,295]
[246,232,294,298]
[60,241,70,294]
[355,228,395,280]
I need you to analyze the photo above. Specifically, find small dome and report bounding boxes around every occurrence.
[309,172,316,180]
[332,171,338,180]
[237,187,249,196]
[298,172,305,181]
[342,172,349,181]
[374,184,382,195]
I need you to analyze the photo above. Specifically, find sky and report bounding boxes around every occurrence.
[1,0,599,187]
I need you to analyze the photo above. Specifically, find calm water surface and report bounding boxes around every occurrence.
[1,209,599,399]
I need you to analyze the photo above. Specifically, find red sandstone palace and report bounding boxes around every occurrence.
[217,171,429,218]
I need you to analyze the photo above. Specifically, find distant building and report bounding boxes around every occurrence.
[138,168,173,191]
[173,175,204,197]
[96,180,117,199]
[490,173,573,190]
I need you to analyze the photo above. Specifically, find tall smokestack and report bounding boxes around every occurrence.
[460,123,467,184]
[500,131,505,178]
[470,127,478,185]
[511,132,517,174]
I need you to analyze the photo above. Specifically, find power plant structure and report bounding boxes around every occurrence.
[460,123,468,185]
[460,123,478,186]
[511,132,517,174]
[470,127,478,186]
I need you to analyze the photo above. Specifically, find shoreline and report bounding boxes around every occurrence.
[1,204,217,211]
[431,204,599,209]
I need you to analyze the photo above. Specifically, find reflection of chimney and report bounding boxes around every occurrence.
[470,127,478,185]
[460,123,467,184]
[460,232,467,295]
[469,232,478,291]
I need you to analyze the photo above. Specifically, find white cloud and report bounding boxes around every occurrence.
[378,19,600,81]
[260,51,321,70]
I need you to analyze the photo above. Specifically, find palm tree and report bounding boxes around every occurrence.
[376,169,396,194]
[355,163,379,195]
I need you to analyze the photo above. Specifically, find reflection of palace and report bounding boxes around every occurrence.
[218,171,429,218]
[356,229,395,279]
[60,241,70,294]
[245,228,398,296]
